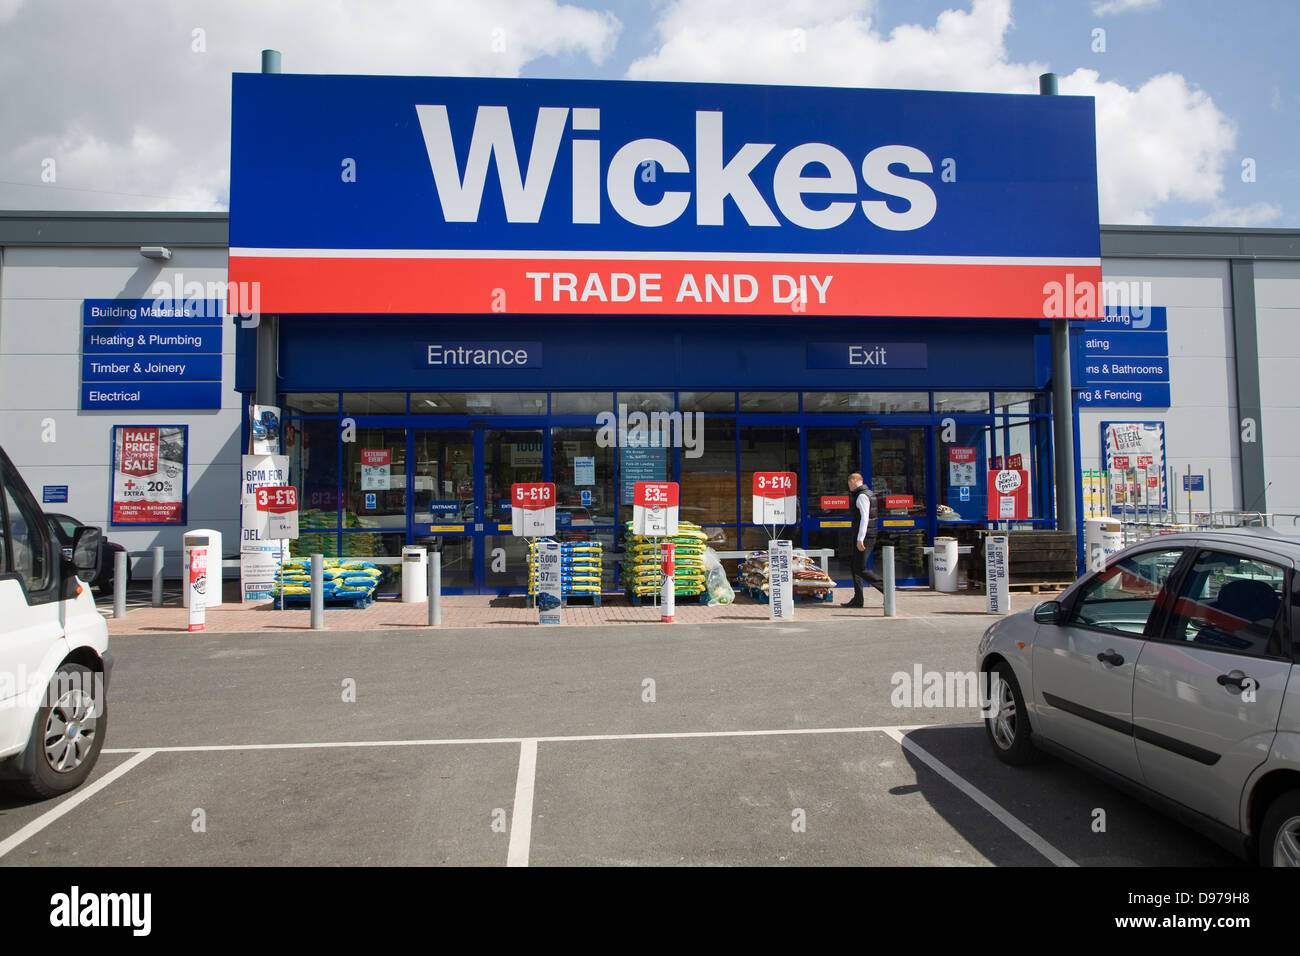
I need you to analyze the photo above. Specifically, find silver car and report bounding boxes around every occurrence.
[977,528,1300,866]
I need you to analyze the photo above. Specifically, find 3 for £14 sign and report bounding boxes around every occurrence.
[753,472,798,525]
[633,481,679,537]
[987,469,1029,520]
[511,482,556,537]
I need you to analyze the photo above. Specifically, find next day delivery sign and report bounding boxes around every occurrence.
[229,74,1100,319]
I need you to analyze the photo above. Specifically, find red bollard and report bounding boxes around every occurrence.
[660,542,675,623]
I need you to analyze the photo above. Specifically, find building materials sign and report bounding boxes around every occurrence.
[230,75,1100,319]
[110,425,186,524]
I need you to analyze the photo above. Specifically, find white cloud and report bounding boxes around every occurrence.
[1091,0,1161,15]
[1187,202,1282,227]
[0,0,621,210]
[627,0,1242,225]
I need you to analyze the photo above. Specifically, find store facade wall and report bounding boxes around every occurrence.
[0,213,239,575]
[1256,259,1300,519]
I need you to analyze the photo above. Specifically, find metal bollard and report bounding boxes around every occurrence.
[113,550,128,618]
[310,553,324,630]
[882,545,896,618]
[151,545,164,607]
[428,551,441,627]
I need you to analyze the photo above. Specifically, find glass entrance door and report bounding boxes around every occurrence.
[410,427,476,591]
[805,426,862,584]
[868,426,931,583]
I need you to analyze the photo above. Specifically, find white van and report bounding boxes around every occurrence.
[0,446,112,798]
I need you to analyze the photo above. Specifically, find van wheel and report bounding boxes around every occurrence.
[1259,791,1300,867]
[984,662,1041,766]
[5,663,107,799]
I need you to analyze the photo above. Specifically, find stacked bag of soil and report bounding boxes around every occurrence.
[527,539,603,599]
[738,548,836,600]
[270,558,382,602]
[621,520,709,597]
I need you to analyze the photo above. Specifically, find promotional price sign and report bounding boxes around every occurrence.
[110,425,187,524]
[240,454,290,602]
[753,472,798,525]
[255,485,300,539]
[511,482,556,537]
[1102,422,1166,516]
[633,481,679,537]
[360,449,392,491]
[985,535,1010,615]
[768,539,794,621]
[987,469,1029,521]
[1006,453,1024,470]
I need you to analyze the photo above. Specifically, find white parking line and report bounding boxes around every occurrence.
[883,728,1077,867]
[507,739,539,868]
[0,750,156,861]
[101,723,934,755]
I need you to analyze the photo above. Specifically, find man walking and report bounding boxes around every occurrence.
[842,472,884,608]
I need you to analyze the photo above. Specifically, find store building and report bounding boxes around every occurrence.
[3,73,1298,594]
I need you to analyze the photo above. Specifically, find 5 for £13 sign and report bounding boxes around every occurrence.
[987,469,1029,521]
[511,482,556,537]
[633,481,679,537]
[753,472,798,525]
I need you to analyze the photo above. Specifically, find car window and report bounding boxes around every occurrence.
[1067,548,1185,636]
[1162,550,1287,658]
[56,516,80,538]
[3,483,52,592]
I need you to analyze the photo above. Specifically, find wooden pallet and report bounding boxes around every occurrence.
[625,590,708,607]
[527,592,603,607]
[741,585,835,604]
[271,592,375,610]
[973,579,1073,594]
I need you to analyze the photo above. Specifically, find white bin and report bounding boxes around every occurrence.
[931,536,959,593]
[401,546,428,603]
[183,529,223,608]
[1084,517,1122,572]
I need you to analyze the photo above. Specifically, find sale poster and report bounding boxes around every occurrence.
[1102,422,1166,516]
[948,446,977,487]
[111,425,186,524]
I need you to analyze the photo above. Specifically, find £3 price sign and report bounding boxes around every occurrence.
[255,485,299,539]
[511,482,556,537]
[753,472,798,526]
[633,481,679,537]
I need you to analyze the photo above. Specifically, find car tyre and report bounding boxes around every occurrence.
[3,663,107,800]
[1259,790,1300,867]
[984,661,1041,766]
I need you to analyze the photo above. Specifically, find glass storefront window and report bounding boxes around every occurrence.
[289,532,337,559]
[410,392,548,415]
[935,426,990,523]
[551,392,613,415]
[871,427,927,507]
[342,427,407,528]
[738,392,797,412]
[682,419,737,528]
[802,392,927,413]
[617,391,674,412]
[552,426,615,527]
[341,393,406,415]
[994,391,1045,414]
[934,392,990,413]
[411,534,474,591]
[282,392,338,415]
[486,429,545,520]
[412,429,473,523]
[680,391,736,413]
[740,425,799,523]
[806,426,859,518]
[286,419,340,528]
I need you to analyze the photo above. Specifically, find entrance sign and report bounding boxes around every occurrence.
[511,482,556,537]
[633,481,679,537]
[230,74,1100,319]
[753,472,797,525]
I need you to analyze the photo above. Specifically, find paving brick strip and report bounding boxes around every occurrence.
[103,586,1063,635]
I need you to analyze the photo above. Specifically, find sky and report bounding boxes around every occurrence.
[0,0,1294,226]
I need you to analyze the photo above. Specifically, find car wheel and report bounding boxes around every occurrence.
[984,661,1041,766]
[4,663,107,799]
[1259,791,1300,867]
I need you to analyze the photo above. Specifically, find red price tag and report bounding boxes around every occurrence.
[512,483,555,507]
[634,482,679,508]
[256,485,298,513]
[1113,456,1130,468]
[1006,453,1023,470]
[753,472,797,498]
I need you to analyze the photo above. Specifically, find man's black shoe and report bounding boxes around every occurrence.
[840,599,865,608]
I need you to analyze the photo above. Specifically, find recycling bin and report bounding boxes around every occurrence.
[1084,517,1123,572]
[931,536,959,593]
[401,545,428,603]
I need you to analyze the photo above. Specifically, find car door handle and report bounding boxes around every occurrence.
[1216,671,1254,691]
[1096,650,1125,667]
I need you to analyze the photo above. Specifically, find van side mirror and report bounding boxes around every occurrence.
[1033,600,1064,625]
[71,526,103,576]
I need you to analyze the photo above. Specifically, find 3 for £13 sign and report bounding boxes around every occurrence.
[633,481,679,537]
[753,472,797,525]
[511,482,556,537]
[987,469,1029,521]
[255,485,300,539]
